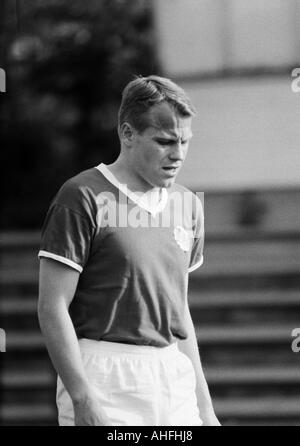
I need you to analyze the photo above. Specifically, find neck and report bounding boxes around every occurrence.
[107,156,157,194]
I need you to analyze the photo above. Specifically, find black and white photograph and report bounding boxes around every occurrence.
[0,0,300,428]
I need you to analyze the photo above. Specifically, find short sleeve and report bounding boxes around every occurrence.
[188,194,204,273]
[38,181,96,273]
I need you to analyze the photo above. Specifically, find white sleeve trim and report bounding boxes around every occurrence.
[38,250,83,273]
[187,255,203,273]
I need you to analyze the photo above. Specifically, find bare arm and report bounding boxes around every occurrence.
[177,280,221,426]
[38,258,111,426]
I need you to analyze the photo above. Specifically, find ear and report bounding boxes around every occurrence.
[120,122,134,145]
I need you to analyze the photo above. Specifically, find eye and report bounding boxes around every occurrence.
[156,139,172,146]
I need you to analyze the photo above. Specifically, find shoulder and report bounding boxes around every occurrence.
[51,168,103,219]
[58,168,101,195]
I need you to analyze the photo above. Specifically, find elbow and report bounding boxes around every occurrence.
[37,296,60,329]
[37,293,69,327]
[37,298,51,330]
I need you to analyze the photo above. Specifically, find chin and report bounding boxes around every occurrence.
[151,174,176,188]
[161,178,176,188]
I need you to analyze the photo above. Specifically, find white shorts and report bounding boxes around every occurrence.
[56,339,203,426]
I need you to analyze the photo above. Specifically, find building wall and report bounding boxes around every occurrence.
[153,0,299,76]
[177,76,300,191]
[153,0,300,191]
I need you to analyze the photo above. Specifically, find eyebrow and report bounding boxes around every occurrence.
[154,133,193,141]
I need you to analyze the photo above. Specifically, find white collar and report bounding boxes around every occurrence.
[95,163,168,217]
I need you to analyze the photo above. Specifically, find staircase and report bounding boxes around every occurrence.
[0,232,57,426]
[189,189,300,426]
[0,188,300,426]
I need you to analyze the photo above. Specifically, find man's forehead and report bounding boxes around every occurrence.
[143,103,193,138]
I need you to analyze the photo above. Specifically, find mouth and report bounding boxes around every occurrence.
[162,166,180,177]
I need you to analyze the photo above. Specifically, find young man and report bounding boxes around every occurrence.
[38,75,220,426]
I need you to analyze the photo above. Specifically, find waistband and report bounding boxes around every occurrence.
[78,338,179,357]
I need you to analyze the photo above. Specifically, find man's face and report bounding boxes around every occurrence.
[127,102,193,189]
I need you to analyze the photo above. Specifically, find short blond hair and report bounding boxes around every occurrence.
[118,75,196,133]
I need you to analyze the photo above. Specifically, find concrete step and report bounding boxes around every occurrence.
[189,289,300,308]
[0,403,56,426]
[190,306,300,327]
[205,366,300,385]
[0,232,40,248]
[0,269,39,285]
[195,324,295,345]
[224,419,300,426]
[197,238,300,277]
[1,369,54,388]
[215,396,300,420]
[200,343,299,368]
[0,298,37,315]
[4,332,46,351]
[189,272,300,293]
[204,189,300,236]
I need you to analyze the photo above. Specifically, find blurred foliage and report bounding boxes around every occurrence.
[0,0,160,229]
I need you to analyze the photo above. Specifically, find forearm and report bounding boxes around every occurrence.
[38,300,91,403]
[177,307,217,423]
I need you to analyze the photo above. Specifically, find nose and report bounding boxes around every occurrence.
[168,141,185,161]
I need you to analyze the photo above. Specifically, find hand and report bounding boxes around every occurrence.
[202,413,221,426]
[72,392,112,426]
